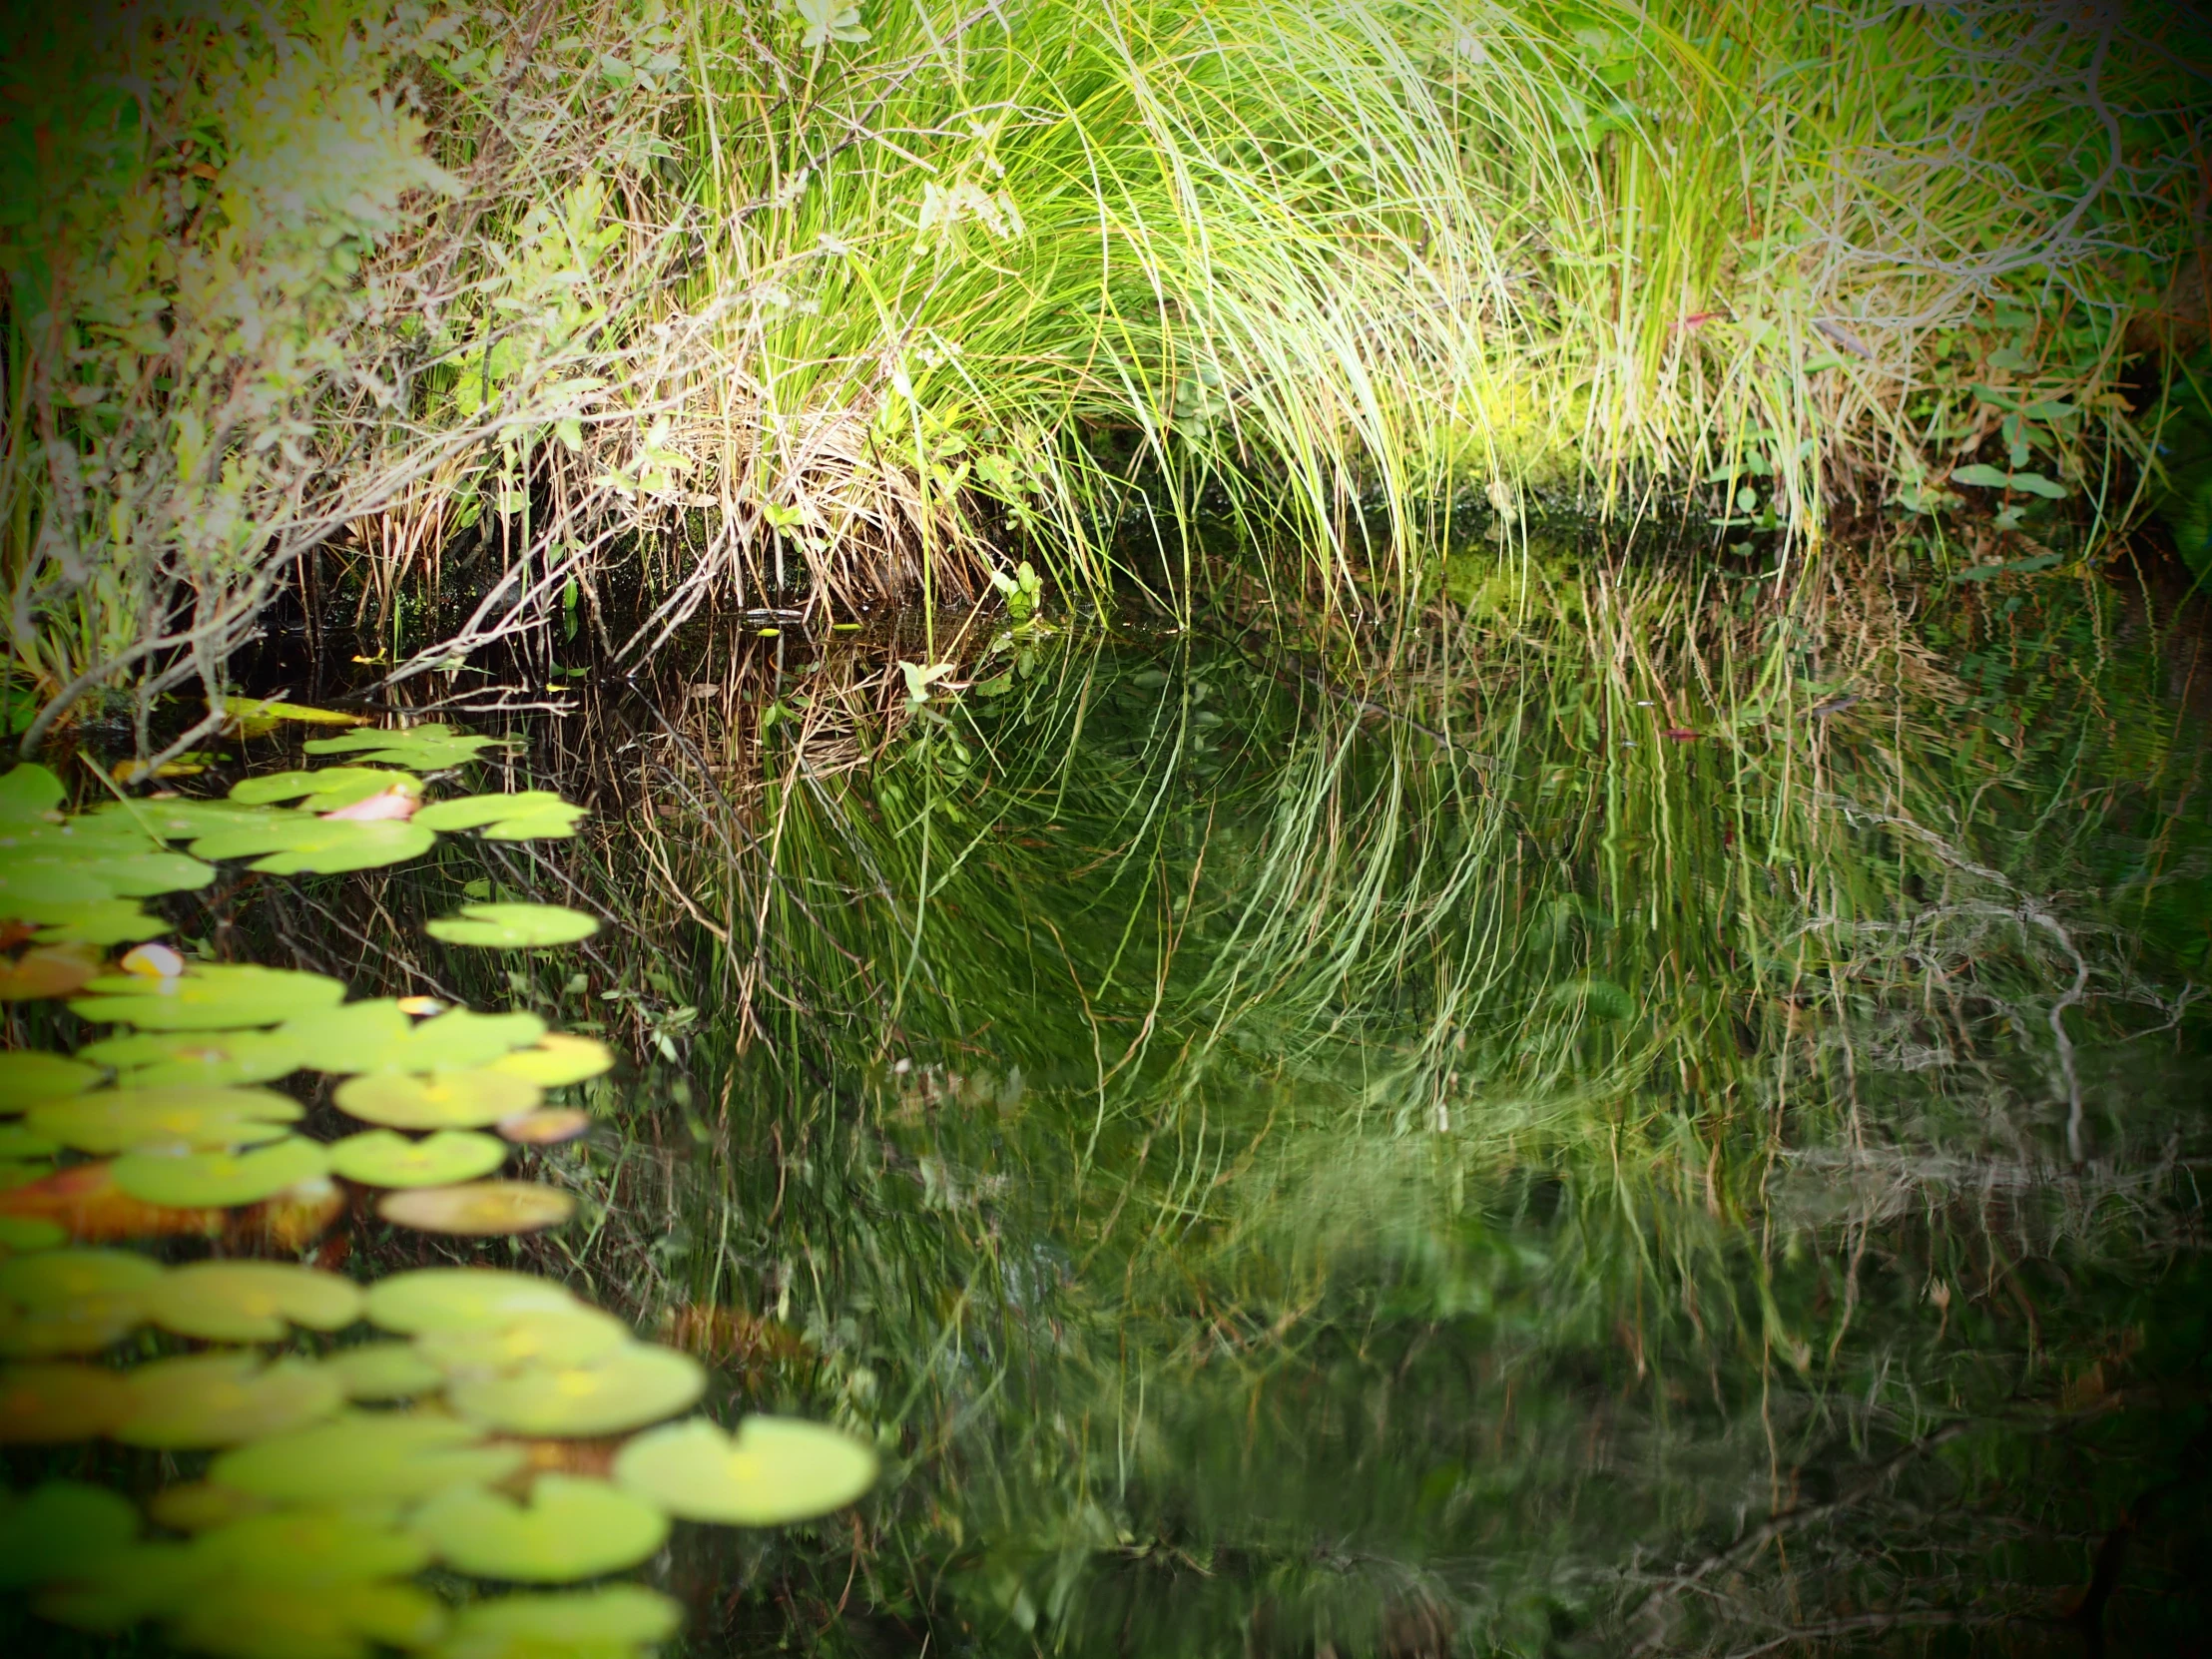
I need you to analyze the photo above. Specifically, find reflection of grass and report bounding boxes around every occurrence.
[379,562,2212,1654]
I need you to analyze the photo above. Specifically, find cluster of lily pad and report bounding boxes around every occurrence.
[0,724,882,1656]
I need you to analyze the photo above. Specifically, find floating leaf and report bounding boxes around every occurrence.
[0,1124,57,1159]
[304,725,519,770]
[0,763,66,823]
[417,1306,631,1376]
[378,1181,575,1236]
[149,1481,272,1532]
[31,1539,210,1633]
[79,1028,307,1088]
[169,1576,447,1659]
[0,1217,65,1251]
[438,1586,683,1652]
[116,1352,343,1447]
[0,1362,132,1441]
[115,1137,331,1208]
[614,1415,879,1524]
[0,1290,147,1357]
[414,792,589,840]
[0,836,215,904]
[324,1343,447,1402]
[19,898,169,945]
[0,945,102,1001]
[450,1345,704,1438]
[213,1412,525,1504]
[70,963,347,1030]
[329,1129,508,1188]
[0,1247,164,1306]
[363,1269,580,1336]
[190,812,437,875]
[191,1505,431,1583]
[221,696,367,732]
[496,1108,591,1146]
[0,1051,100,1113]
[229,768,421,810]
[427,903,601,948]
[338,1070,542,1130]
[412,1476,669,1583]
[30,1086,304,1154]
[0,1480,139,1588]
[292,1003,547,1075]
[145,1261,364,1343]
[0,1162,226,1245]
[490,1035,614,1089]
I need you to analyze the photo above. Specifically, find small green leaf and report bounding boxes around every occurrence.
[426,902,601,948]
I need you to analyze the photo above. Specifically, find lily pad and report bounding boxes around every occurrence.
[613,1415,879,1524]
[0,1479,139,1589]
[0,1051,101,1113]
[169,1576,447,1659]
[297,1003,548,1076]
[116,1352,343,1447]
[28,1085,304,1153]
[0,1216,65,1250]
[189,812,437,875]
[417,1305,631,1375]
[0,762,66,822]
[427,903,601,948]
[329,1129,508,1188]
[0,945,102,1000]
[337,1069,542,1130]
[438,1586,683,1651]
[79,1028,307,1088]
[221,696,367,733]
[450,1345,704,1438]
[411,1476,669,1583]
[29,1539,207,1633]
[0,1161,228,1246]
[144,1261,364,1343]
[377,1181,575,1236]
[489,1035,613,1089]
[191,1505,431,1583]
[229,768,421,810]
[149,1481,272,1532]
[413,792,589,841]
[0,1246,165,1305]
[495,1108,592,1146]
[0,1124,56,1160]
[324,1343,447,1402]
[69,963,348,1030]
[114,1136,330,1208]
[213,1412,525,1504]
[21,897,170,945]
[304,724,518,770]
[0,1362,133,1441]
[362,1269,580,1335]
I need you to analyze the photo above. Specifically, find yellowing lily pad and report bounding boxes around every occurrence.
[324,1343,447,1402]
[439,1586,683,1649]
[411,1476,669,1583]
[0,1051,101,1113]
[0,944,102,1001]
[0,1362,132,1441]
[116,1352,343,1447]
[416,1305,631,1375]
[338,1070,542,1130]
[613,1415,879,1525]
[362,1269,579,1335]
[78,1028,307,1088]
[213,1412,525,1504]
[427,903,601,948]
[488,1035,614,1090]
[329,1129,508,1188]
[377,1181,574,1236]
[0,1292,147,1357]
[304,724,519,770]
[114,1136,330,1208]
[69,963,347,1030]
[449,1345,704,1438]
[495,1108,591,1146]
[413,792,588,841]
[169,1576,447,1659]
[144,1261,364,1343]
[229,768,421,810]
[0,1479,140,1589]
[27,1085,303,1153]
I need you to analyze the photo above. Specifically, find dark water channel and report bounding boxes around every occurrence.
[11,552,2212,1658]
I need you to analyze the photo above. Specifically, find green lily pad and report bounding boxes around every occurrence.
[0,1217,66,1251]
[79,1028,308,1088]
[29,1539,208,1633]
[377,1181,576,1236]
[0,1247,165,1306]
[70,963,348,1030]
[221,696,367,732]
[114,1135,330,1207]
[439,1586,683,1651]
[450,1344,704,1438]
[21,897,170,945]
[427,904,601,948]
[191,1505,431,1583]
[0,763,65,822]
[28,1085,303,1153]
[190,812,438,875]
[0,1362,133,1441]
[116,1352,343,1447]
[149,1481,273,1532]
[362,1269,580,1336]
[144,1261,364,1343]
[613,1415,879,1525]
[0,1479,139,1589]
[0,1051,101,1113]
[337,1069,542,1130]
[488,1035,614,1089]
[304,725,519,770]
[0,839,215,903]
[416,1305,631,1375]
[294,1004,548,1076]
[168,1576,447,1659]
[324,1343,447,1402]
[413,792,588,840]
[412,1476,669,1583]
[329,1129,508,1188]
[230,768,422,810]
[0,1295,147,1357]
[0,1124,56,1159]
[213,1412,526,1504]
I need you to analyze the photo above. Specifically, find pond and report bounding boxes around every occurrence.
[4,539,2210,1658]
